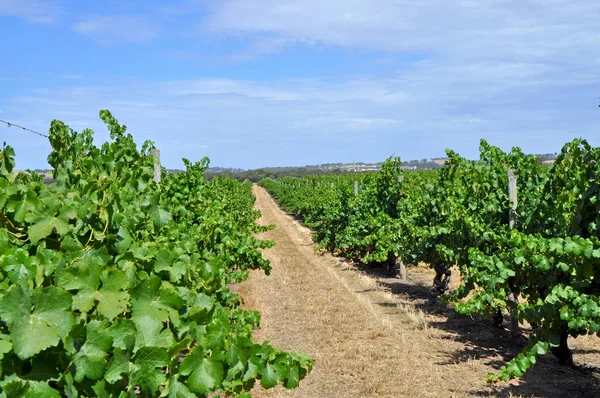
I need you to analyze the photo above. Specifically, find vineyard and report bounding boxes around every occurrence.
[1,110,598,396]
[260,139,600,382]
[0,112,312,397]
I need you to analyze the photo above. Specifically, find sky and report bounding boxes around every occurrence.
[0,0,599,170]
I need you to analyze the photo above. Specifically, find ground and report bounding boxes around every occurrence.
[233,185,600,398]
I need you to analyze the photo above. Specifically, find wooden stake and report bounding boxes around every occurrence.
[507,168,519,339]
[398,174,406,279]
[508,168,517,229]
[398,260,407,280]
[152,149,161,184]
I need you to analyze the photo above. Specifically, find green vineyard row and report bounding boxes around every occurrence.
[260,139,600,382]
[0,111,312,397]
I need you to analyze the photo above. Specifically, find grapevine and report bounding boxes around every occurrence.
[0,111,312,397]
[261,139,600,382]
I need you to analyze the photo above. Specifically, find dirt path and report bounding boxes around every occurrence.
[234,185,600,398]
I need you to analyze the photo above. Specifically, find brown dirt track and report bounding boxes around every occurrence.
[234,185,600,398]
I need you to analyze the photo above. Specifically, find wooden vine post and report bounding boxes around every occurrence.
[354,180,359,197]
[152,149,161,184]
[508,169,517,229]
[397,256,407,281]
[507,168,519,339]
[398,174,407,280]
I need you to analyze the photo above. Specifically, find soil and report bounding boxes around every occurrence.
[233,185,600,398]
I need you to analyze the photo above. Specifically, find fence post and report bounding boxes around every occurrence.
[507,168,519,339]
[398,259,407,280]
[508,169,517,229]
[397,174,407,279]
[152,149,161,184]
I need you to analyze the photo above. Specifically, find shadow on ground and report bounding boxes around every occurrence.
[348,261,600,398]
[276,203,600,397]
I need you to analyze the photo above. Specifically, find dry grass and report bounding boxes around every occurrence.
[231,186,600,398]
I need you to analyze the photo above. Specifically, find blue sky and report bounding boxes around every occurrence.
[1,0,599,170]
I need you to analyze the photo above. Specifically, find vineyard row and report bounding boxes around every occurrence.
[260,138,600,381]
[0,111,312,397]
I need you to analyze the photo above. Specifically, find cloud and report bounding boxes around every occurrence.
[200,1,600,101]
[204,1,600,59]
[73,15,159,44]
[292,113,403,132]
[2,1,600,168]
[4,67,599,171]
[0,0,61,23]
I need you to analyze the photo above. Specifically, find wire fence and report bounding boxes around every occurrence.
[0,119,48,138]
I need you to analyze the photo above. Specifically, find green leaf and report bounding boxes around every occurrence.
[74,320,113,382]
[160,377,196,398]
[0,338,13,357]
[284,362,300,389]
[0,285,74,359]
[69,267,129,319]
[2,249,36,284]
[151,206,172,228]
[132,315,174,351]
[534,341,549,356]
[242,358,260,382]
[115,227,133,253]
[565,238,582,255]
[7,189,38,223]
[57,253,102,291]
[0,374,27,397]
[154,251,188,283]
[60,235,85,254]
[104,349,133,384]
[187,293,214,323]
[106,320,136,352]
[260,362,281,389]
[131,276,183,325]
[549,239,564,255]
[27,210,70,244]
[179,349,224,395]
[516,355,530,372]
[22,380,62,398]
[92,380,111,398]
[95,288,129,320]
[132,347,169,395]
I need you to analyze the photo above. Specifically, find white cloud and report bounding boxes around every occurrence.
[0,0,61,23]
[4,68,599,170]
[291,113,403,131]
[73,15,159,44]
[3,1,600,168]
[200,0,600,97]
[204,0,600,60]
